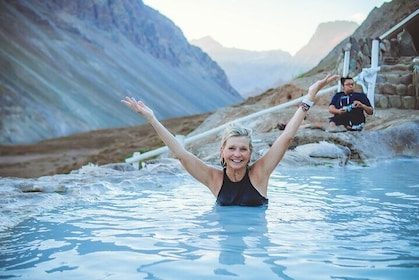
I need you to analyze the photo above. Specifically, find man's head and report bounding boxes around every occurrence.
[341,77,354,94]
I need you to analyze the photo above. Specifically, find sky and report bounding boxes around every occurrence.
[143,0,390,55]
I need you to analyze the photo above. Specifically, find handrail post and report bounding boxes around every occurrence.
[339,44,351,89]
[343,45,351,77]
[128,152,141,169]
[368,39,380,108]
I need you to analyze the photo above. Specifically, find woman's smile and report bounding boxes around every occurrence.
[222,136,251,168]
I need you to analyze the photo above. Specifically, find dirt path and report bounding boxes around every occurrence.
[0,113,210,178]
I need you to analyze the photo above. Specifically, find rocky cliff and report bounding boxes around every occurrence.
[292,21,358,71]
[0,0,242,145]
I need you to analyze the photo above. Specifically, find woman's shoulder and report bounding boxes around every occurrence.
[210,166,224,183]
[247,162,264,181]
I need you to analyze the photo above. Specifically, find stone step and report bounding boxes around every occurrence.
[376,72,413,84]
[375,93,417,109]
[376,82,416,96]
[382,57,399,65]
[379,63,412,73]
[382,56,416,66]
[364,56,418,109]
[399,56,417,64]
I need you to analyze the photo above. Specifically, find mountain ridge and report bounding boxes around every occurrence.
[292,20,359,70]
[0,0,242,145]
[192,20,358,97]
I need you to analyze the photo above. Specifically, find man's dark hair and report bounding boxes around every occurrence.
[340,76,353,85]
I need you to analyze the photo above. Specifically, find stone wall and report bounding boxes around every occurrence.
[375,56,418,109]
[346,29,418,109]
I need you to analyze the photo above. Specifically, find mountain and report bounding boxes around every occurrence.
[292,21,359,70]
[0,0,242,145]
[191,21,358,97]
[191,37,293,97]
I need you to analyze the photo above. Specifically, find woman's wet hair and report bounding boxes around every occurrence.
[220,124,253,167]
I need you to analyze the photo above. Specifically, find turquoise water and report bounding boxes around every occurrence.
[1,158,418,279]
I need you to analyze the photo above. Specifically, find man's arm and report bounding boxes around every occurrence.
[329,104,346,115]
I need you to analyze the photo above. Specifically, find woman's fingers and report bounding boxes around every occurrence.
[121,96,134,105]
[121,96,143,112]
[320,74,338,86]
[326,74,340,83]
[319,74,339,87]
[307,74,340,98]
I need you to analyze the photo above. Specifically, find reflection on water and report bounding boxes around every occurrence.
[0,158,418,279]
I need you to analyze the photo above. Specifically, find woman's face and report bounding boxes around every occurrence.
[221,136,251,169]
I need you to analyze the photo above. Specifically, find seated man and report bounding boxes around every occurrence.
[328,77,374,132]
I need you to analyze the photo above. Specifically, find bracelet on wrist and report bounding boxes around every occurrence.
[302,98,314,107]
[299,98,314,112]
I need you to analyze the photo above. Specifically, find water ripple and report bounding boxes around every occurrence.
[1,158,418,279]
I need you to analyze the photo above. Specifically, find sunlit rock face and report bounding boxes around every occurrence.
[0,0,242,144]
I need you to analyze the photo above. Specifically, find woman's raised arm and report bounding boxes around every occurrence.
[252,75,340,181]
[121,97,221,196]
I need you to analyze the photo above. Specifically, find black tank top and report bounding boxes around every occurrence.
[216,168,268,206]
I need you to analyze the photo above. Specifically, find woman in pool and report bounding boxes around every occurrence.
[122,74,339,206]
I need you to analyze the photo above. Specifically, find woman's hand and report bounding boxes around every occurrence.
[307,74,340,100]
[121,97,154,121]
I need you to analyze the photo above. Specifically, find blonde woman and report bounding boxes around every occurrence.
[122,74,339,206]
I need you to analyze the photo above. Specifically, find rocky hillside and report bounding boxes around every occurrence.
[292,21,358,71]
[0,0,242,145]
